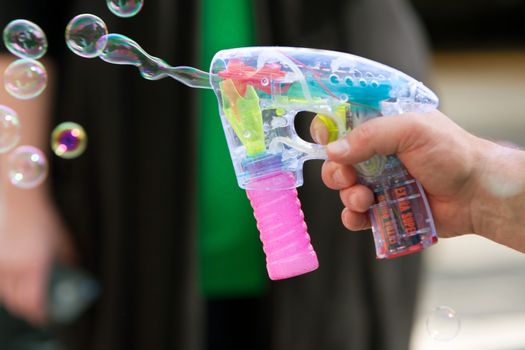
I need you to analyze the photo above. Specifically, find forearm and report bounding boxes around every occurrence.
[0,54,56,221]
[471,139,525,252]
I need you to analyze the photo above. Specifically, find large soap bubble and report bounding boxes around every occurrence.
[7,145,48,189]
[3,19,47,59]
[106,0,144,18]
[4,58,47,99]
[65,14,108,58]
[426,306,461,341]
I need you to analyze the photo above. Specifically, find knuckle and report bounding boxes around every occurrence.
[353,122,375,143]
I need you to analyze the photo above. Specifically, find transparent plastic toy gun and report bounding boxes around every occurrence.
[99,41,439,280]
[207,47,439,279]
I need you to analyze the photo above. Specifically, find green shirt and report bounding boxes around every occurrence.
[198,0,267,297]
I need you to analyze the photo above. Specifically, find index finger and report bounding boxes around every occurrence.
[325,113,424,165]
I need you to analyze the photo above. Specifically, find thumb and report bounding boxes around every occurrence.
[325,113,426,164]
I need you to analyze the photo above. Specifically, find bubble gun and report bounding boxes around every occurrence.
[99,40,439,280]
[206,47,439,280]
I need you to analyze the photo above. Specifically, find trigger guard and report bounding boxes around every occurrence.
[268,136,327,160]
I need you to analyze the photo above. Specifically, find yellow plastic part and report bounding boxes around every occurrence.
[220,79,266,156]
[316,104,348,143]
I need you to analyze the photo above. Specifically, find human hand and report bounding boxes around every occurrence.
[311,110,490,239]
[0,194,75,326]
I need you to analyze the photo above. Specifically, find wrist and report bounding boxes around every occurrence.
[470,139,525,251]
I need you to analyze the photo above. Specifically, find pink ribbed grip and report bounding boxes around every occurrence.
[246,172,319,280]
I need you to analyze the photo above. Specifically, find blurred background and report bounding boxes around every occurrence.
[410,1,525,349]
[0,1,524,349]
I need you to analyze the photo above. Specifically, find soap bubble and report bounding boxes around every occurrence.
[3,19,47,59]
[4,58,47,99]
[106,0,144,18]
[65,14,108,58]
[7,145,48,189]
[51,122,87,159]
[426,306,461,341]
[0,105,21,153]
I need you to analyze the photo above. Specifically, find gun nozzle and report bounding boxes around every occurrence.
[414,84,439,111]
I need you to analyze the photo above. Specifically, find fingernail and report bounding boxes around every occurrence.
[310,119,327,144]
[312,128,322,144]
[327,139,350,156]
[346,191,356,208]
[333,169,347,187]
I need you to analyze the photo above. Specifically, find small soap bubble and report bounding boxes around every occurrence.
[51,122,87,159]
[359,78,367,87]
[4,58,47,99]
[344,76,353,86]
[65,14,108,58]
[370,80,379,88]
[106,0,144,18]
[242,130,252,138]
[329,74,339,84]
[7,145,48,189]
[260,77,269,86]
[0,105,21,153]
[339,93,348,102]
[3,20,47,59]
[426,306,461,341]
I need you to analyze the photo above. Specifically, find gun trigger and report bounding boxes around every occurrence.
[316,114,339,143]
[315,105,348,143]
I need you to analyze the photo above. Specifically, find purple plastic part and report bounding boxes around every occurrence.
[246,171,318,280]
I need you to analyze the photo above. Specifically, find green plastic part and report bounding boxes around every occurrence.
[220,80,266,156]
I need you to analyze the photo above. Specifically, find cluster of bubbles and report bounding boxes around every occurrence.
[1,20,48,188]
[1,18,91,189]
[0,0,148,188]
[3,20,48,100]
[64,14,210,88]
[426,306,461,341]
[63,2,211,91]
[0,0,148,189]
[0,0,142,322]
